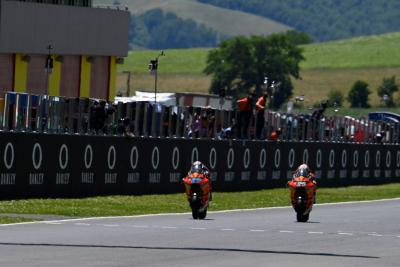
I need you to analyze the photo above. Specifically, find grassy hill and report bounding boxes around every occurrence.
[116,32,400,110]
[119,32,400,73]
[94,0,291,38]
[301,32,400,69]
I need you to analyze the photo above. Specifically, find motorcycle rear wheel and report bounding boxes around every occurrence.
[296,212,309,222]
[198,208,207,219]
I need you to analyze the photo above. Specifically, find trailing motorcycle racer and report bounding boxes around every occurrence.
[183,161,212,219]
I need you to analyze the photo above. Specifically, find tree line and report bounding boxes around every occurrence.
[329,77,399,109]
[129,8,218,49]
[198,0,400,41]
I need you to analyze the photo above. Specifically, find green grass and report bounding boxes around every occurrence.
[301,33,400,70]
[118,48,211,74]
[118,32,400,74]
[0,216,40,224]
[1,184,400,219]
[116,33,400,109]
[291,67,400,108]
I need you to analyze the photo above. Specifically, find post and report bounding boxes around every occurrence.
[123,71,131,96]
[154,63,158,104]
[148,51,164,105]
[45,44,53,95]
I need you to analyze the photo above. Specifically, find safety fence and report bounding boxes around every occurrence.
[0,132,399,199]
[1,91,399,143]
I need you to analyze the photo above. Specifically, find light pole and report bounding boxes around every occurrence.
[45,44,53,95]
[148,50,165,104]
[122,71,132,96]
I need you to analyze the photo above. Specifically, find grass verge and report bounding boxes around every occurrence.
[0,183,400,221]
[0,216,41,224]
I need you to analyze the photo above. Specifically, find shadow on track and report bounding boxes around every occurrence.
[0,242,378,259]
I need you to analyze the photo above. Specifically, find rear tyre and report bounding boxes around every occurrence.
[198,208,207,219]
[192,209,199,219]
[296,212,309,222]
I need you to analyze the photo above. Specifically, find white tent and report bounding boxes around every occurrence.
[114,91,176,106]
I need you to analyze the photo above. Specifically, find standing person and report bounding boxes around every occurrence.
[311,102,327,140]
[236,93,254,139]
[256,91,268,139]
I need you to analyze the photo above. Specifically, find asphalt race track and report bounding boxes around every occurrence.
[1,199,399,267]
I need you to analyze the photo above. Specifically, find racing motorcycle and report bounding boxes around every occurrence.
[288,169,316,222]
[183,171,211,219]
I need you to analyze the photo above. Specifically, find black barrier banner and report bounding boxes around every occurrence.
[0,132,399,199]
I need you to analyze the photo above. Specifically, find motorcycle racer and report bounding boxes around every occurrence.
[188,161,212,201]
[293,163,317,203]
[183,161,213,219]
[189,161,210,177]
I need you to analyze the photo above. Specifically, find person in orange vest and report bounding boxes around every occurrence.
[236,93,254,139]
[255,91,268,139]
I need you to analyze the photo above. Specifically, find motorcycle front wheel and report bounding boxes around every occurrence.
[192,209,199,219]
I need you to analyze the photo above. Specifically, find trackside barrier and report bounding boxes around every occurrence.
[0,132,399,199]
[2,92,399,144]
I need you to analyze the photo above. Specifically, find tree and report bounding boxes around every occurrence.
[284,30,313,45]
[327,89,344,107]
[203,34,304,109]
[129,9,218,49]
[347,80,370,108]
[377,76,398,107]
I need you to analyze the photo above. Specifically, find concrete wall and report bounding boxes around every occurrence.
[0,0,130,56]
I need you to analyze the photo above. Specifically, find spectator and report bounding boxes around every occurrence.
[206,107,216,138]
[256,91,268,139]
[236,93,255,139]
[311,102,327,140]
[270,128,282,141]
[89,100,106,134]
[189,108,201,138]
[162,106,170,137]
[117,117,134,138]
[200,108,209,138]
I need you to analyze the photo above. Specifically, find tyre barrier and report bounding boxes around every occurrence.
[0,132,399,199]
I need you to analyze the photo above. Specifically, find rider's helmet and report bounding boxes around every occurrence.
[190,161,205,174]
[296,164,310,177]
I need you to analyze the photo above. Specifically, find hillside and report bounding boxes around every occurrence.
[115,32,400,108]
[94,0,291,38]
[198,0,400,41]
[119,32,400,73]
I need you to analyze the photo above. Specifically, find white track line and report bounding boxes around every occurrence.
[161,226,177,229]
[2,197,400,227]
[368,233,383,237]
[338,232,353,236]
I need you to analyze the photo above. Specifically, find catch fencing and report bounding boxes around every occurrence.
[0,132,399,199]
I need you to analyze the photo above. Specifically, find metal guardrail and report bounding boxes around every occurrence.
[1,91,398,144]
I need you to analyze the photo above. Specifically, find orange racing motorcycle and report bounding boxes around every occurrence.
[288,169,317,222]
[183,169,211,219]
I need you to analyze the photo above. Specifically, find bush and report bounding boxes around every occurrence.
[377,76,398,107]
[347,80,370,108]
[327,89,344,107]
